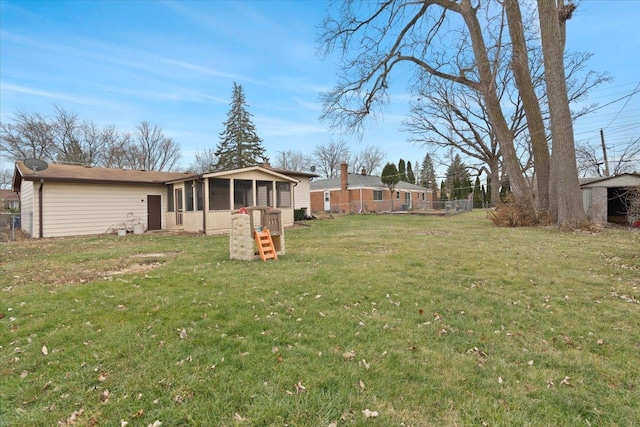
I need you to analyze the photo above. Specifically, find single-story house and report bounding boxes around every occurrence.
[12,161,315,238]
[164,164,316,234]
[580,173,640,225]
[310,163,434,214]
[1,189,20,211]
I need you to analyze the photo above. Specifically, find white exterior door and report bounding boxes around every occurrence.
[323,191,331,211]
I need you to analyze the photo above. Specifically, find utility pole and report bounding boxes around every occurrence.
[600,128,610,177]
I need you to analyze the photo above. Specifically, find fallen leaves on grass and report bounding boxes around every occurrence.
[362,409,379,418]
[343,350,356,360]
[57,408,84,426]
[42,345,48,355]
[295,381,306,394]
[178,328,187,339]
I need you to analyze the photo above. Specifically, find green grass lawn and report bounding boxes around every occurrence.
[1,211,639,426]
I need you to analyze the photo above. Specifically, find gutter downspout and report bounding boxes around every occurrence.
[38,179,44,238]
[359,186,363,213]
[292,181,297,215]
[198,177,206,234]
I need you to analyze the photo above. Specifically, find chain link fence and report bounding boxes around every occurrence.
[328,199,473,216]
[0,213,22,242]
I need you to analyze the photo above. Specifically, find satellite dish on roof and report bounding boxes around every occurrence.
[24,158,49,174]
[310,165,316,172]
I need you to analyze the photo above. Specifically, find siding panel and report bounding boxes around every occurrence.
[41,183,166,237]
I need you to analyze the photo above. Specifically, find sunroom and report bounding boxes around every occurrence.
[165,166,299,235]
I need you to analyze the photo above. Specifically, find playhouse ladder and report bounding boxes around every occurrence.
[255,229,278,261]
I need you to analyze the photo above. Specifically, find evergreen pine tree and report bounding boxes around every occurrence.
[406,161,416,184]
[420,153,438,192]
[215,82,267,169]
[398,159,407,182]
[444,154,469,200]
[439,181,448,202]
[473,177,483,208]
[485,177,492,206]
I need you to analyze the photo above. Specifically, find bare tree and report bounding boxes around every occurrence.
[0,167,13,190]
[537,0,586,228]
[319,0,594,228]
[97,125,131,169]
[353,144,386,176]
[188,147,219,173]
[319,0,534,212]
[129,121,181,171]
[0,111,56,162]
[51,106,106,165]
[405,81,504,205]
[312,140,350,178]
[273,150,312,172]
[577,137,640,177]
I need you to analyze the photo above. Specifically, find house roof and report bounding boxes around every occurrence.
[310,173,429,192]
[13,161,193,191]
[165,164,302,184]
[1,189,19,201]
[579,173,640,188]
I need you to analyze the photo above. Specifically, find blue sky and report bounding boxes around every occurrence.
[1,0,638,176]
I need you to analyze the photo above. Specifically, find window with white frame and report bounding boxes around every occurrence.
[373,190,383,201]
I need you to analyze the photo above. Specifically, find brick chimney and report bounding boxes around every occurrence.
[361,167,367,176]
[340,162,348,192]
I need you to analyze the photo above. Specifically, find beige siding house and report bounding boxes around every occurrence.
[12,161,315,238]
[13,162,190,238]
[165,165,304,235]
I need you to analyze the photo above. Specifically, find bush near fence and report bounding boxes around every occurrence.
[0,213,22,242]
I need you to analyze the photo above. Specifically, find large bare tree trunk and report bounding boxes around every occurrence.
[504,0,550,212]
[537,0,586,228]
[460,0,534,209]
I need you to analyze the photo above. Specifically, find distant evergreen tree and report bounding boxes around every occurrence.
[440,180,448,202]
[215,82,267,169]
[381,162,400,210]
[462,177,473,199]
[398,159,407,182]
[473,177,483,208]
[420,153,438,192]
[444,154,469,199]
[485,176,492,206]
[406,161,416,184]
[480,184,487,207]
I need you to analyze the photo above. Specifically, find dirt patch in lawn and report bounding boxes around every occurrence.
[102,252,181,277]
[5,251,182,287]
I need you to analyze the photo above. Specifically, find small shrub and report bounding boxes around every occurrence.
[488,195,549,227]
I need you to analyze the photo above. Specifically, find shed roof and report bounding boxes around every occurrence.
[579,173,640,188]
[13,161,192,191]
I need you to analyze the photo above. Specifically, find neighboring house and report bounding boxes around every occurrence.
[310,163,433,214]
[261,164,317,217]
[1,189,20,211]
[580,173,640,225]
[12,161,314,238]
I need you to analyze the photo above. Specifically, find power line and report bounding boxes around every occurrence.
[603,82,640,130]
